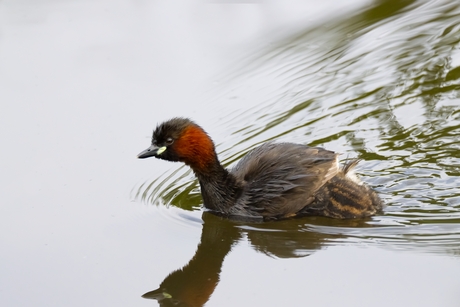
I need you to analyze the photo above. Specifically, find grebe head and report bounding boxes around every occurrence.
[138,118,218,171]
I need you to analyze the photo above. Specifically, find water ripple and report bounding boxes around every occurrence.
[135,0,460,256]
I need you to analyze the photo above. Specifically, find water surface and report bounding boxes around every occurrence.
[1,0,460,306]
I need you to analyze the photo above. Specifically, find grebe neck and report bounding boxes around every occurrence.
[193,161,241,213]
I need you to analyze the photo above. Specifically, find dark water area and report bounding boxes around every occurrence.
[1,0,460,306]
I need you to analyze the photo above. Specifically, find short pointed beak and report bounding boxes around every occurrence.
[142,288,170,300]
[137,145,159,159]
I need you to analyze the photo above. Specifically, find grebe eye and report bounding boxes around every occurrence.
[165,137,174,145]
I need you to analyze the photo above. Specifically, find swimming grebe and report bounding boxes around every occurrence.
[138,118,383,220]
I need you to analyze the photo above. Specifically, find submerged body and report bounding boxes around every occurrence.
[138,118,383,220]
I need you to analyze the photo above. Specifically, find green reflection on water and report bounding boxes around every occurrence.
[135,0,460,256]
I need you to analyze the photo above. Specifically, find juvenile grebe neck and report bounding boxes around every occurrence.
[195,163,242,214]
[168,122,242,213]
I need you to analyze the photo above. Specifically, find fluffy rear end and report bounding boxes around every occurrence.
[302,161,383,218]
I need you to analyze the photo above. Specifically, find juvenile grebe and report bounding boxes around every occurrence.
[138,118,383,220]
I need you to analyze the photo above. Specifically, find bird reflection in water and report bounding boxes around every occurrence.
[142,213,240,307]
[141,212,357,306]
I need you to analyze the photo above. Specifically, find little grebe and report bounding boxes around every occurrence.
[138,118,383,220]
